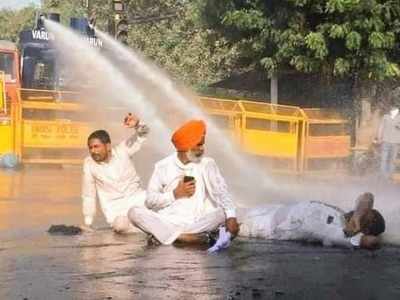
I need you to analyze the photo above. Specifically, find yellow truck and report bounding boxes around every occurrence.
[0,20,93,166]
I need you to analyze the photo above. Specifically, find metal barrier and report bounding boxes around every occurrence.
[197,97,242,141]
[0,72,14,157]
[15,89,91,164]
[303,108,350,171]
[199,97,307,173]
[238,101,306,173]
[0,72,5,113]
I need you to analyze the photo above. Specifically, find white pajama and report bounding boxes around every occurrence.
[129,153,236,244]
[129,207,225,245]
[238,201,362,248]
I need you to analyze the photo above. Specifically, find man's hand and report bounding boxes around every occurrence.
[124,113,140,129]
[360,235,380,249]
[137,124,150,137]
[226,218,240,237]
[344,215,361,237]
[173,179,196,199]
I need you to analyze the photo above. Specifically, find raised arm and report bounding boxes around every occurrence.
[119,113,149,157]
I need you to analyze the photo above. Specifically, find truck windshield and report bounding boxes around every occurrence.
[0,52,16,82]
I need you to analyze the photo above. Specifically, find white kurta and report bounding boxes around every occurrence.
[81,134,146,226]
[129,153,236,244]
[238,201,363,248]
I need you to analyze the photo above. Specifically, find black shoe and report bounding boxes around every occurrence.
[207,229,219,247]
[146,234,161,246]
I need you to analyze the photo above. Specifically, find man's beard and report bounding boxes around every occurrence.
[91,154,103,162]
[187,150,203,163]
[91,152,108,162]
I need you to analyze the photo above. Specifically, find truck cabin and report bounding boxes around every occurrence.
[19,29,59,91]
[18,15,100,93]
[0,40,20,114]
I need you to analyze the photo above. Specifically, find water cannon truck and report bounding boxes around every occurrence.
[0,12,101,167]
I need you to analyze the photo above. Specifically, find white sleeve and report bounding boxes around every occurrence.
[145,165,175,211]
[117,129,146,157]
[324,230,363,248]
[81,162,97,226]
[350,232,364,247]
[204,159,236,218]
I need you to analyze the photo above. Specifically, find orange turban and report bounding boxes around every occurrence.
[171,120,206,151]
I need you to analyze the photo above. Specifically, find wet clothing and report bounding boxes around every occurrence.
[380,142,399,178]
[378,113,400,177]
[129,154,236,244]
[129,207,225,245]
[81,133,146,227]
[378,113,400,144]
[238,201,363,248]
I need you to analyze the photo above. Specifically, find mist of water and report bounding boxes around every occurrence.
[44,20,172,154]
[94,29,275,200]
[42,20,400,244]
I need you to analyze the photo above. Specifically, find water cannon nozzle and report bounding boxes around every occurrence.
[88,11,96,29]
[36,12,47,30]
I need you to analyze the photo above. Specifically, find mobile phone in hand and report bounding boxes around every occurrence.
[183,175,195,183]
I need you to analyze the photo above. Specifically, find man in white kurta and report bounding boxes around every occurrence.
[237,193,385,249]
[81,113,148,233]
[128,119,239,245]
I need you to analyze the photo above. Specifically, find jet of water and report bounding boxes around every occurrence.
[44,19,173,154]
[95,29,275,202]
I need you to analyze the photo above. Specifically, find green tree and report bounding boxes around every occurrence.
[125,1,240,88]
[0,1,242,89]
[194,0,400,88]
[0,6,36,42]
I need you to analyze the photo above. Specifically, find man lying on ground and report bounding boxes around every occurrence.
[128,119,240,245]
[81,113,149,233]
[238,192,385,249]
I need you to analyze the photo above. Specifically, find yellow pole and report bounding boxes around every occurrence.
[0,72,4,113]
[13,89,23,160]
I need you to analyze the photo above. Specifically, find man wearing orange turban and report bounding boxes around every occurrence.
[128,119,239,246]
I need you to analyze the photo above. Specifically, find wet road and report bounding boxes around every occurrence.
[1,167,400,299]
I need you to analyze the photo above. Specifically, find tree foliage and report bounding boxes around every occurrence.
[0,1,239,89]
[194,0,400,81]
[125,1,240,88]
[0,6,36,42]
[3,1,399,90]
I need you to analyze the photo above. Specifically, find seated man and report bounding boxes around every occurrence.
[128,119,239,245]
[238,192,385,249]
[81,113,149,233]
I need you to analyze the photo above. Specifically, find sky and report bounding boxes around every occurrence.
[0,0,41,10]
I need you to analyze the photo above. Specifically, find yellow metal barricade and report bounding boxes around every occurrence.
[0,72,5,113]
[303,108,350,171]
[16,89,92,164]
[0,72,14,156]
[238,101,306,173]
[198,97,307,173]
[198,97,242,141]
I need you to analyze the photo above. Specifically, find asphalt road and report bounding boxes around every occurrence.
[1,167,400,300]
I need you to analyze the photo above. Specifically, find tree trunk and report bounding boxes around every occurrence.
[270,72,278,105]
[270,72,278,131]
